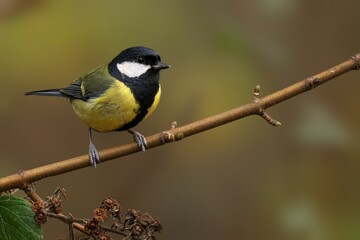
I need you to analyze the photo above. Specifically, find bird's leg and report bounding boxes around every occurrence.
[88,128,100,167]
[128,129,148,151]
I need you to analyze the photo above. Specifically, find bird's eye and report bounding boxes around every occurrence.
[138,57,145,63]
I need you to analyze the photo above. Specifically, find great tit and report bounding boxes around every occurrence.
[25,46,170,167]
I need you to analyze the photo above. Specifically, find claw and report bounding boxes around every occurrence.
[89,141,100,167]
[88,128,100,167]
[128,130,148,151]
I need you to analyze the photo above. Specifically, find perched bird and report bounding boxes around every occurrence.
[25,46,170,167]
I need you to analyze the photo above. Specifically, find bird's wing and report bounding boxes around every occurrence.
[60,65,115,101]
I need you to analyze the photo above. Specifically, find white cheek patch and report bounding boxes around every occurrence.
[117,61,151,78]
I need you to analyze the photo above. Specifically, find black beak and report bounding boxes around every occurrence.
[152,62,170,70]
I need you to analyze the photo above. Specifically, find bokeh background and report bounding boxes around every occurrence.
[1,0,360,239]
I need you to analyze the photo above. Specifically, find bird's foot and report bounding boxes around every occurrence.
[89,141,100,168]
[128,130,148,151]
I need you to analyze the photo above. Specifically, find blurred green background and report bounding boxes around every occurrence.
[1,0,360,239]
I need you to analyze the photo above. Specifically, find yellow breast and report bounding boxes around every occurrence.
[71,80,139,132]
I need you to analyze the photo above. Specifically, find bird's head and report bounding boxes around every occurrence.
[109,46,170,79]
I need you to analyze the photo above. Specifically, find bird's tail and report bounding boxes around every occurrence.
[25,89,65,97]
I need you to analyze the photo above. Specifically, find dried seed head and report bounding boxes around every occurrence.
[125,208,139,225]
[31,200,44,212]
[34,210,47,224]
[84,219,99,232]
[101,197,122,221]
[132,223,144,236]
[46,195,62,214]
[101,197,120,210]
[93,208,108,222]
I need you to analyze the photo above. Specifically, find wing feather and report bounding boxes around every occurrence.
[59,79,86,100]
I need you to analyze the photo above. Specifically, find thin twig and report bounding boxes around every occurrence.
[0,53,359,192]
[252,84,281,126]
[46,212,88,236]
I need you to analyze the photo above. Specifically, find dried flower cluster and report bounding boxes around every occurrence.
[83,198,162,240]
[29,188,162,240]
[123,208,162,240]
[32,187,66,224]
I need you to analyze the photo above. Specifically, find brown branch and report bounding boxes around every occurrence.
[0,53,359,192]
